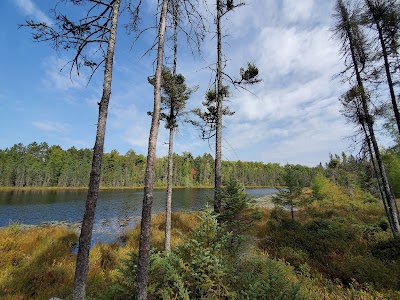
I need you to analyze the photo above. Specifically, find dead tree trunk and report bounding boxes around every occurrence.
[214,0,223,214]
[365,0,400,135]
[165,0,179,251]
[343,5,400,236]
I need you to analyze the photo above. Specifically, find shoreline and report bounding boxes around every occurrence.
[2,194,276,230]
[0,185,283,191]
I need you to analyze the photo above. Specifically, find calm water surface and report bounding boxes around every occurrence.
[0,188,276,244]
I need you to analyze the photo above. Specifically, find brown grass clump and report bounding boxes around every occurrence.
[0,226,77,300]
[124,211,199,252]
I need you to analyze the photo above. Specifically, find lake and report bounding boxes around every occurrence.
[0,187,276,245]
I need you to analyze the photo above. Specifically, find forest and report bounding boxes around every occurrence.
[1,0,400,299]
[0,142,312,188]
[1,142,399,198]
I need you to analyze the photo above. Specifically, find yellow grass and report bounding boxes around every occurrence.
[124,211,199,252]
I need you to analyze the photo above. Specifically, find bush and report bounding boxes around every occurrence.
[111,208,235,299]
[219,179,256,233]
[234,257,305,300]
[310,173,327,200]
[372,237,400,262]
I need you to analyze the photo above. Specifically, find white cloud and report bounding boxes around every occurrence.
[14,0,52,24]
[282,0,314,23]
[41,57,87,91]
[32,120,71,133]
[199,1,353,166]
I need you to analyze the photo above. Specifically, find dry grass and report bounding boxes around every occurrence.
[0,211,200,300]
[124,211,199,252]
[0,226,77,300]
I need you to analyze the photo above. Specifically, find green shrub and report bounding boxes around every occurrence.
[219,179,257,233]
[278,246,309,269]
[110,208,235,299]
[333,254,398,289]
[310,173,328,200]
[372,237,400,262]
[234,257,305,300]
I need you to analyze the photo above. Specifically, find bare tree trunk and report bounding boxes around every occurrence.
[136,0,169,298]
[366,0,400,134]
[346,24,400,236]
[165,127,174,251]
[337,0,400,236]
[214,0,223,214]
[165,0,178,251]
[362,122,395,233]
[365,113,400,236]
[72,1,121,299]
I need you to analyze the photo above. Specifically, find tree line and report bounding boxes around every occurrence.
[0,142,314,188]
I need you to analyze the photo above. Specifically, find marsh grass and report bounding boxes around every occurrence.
[0,226,77,300]
[124,211,199,252]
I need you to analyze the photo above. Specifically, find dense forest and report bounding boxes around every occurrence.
[0,142,309,188]
[1,142,399,198]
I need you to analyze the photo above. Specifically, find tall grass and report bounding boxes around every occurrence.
[0,226,77,300]
[124,212,199,252]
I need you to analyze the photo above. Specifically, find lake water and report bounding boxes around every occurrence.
[0,188,276,245]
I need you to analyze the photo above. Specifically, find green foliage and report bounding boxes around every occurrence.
[371,237,400,262]
[234,257,305,300]
[110,208,235,299]
[310,173,328,200]
[148,67,196,130]
[238,63,261,84]
[190,85,234,140]
[219,179,253,231]
[382,152,400,197]
[272,164,311,221]
[261,174,400,293]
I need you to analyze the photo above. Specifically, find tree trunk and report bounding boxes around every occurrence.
[165,127,174,251]
[362,121,395,233]
[365,113,400,236]
[72,1,121,299]
[344,6,400,236]
[214,0,223,214]
[165,1,178,251]
[136,0,169,299]
[366,0,400,135]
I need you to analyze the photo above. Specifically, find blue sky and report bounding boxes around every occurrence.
[0,0,364,166]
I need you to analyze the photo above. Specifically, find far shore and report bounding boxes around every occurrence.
[0,185,283,191]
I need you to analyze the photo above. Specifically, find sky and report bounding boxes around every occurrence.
[0,0,365,167]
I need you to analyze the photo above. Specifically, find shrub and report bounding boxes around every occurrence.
[234,256,305,300]
[111,208,235,299]
[219,179,257,233]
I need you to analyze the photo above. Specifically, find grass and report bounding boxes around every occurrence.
[123,211,199,252]
[0,226,77,300]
